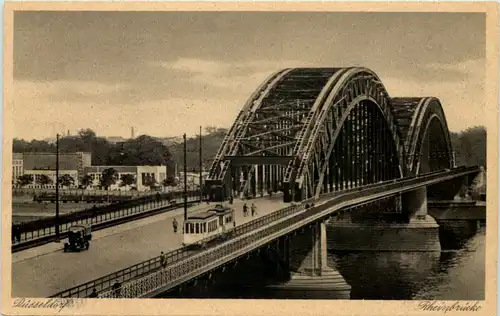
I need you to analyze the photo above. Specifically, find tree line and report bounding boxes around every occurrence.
[16,168,169,190]
[450,126,486,168]
[14,128,174,166]
[17,174,77,187]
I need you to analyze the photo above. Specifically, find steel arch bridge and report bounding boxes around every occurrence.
[205,67,454,203]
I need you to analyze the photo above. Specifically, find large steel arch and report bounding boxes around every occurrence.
[283,67,406,201]
[391,97,453,175]
[205,67,407,202]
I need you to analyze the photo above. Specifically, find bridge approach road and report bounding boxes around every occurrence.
[12,196,287,298]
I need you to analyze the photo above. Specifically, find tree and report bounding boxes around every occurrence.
[100,168,118,190]
[120,174,136,187]
[36,174,53,186]
[451,126,486,168]
[108,135,172,166]
[59,174,75,187]
[144,174,158,190]
[12,127,176,168]
[162,177,178,187]
[80,175,93,188]
[168,126,229,174]
[17,174,33,187]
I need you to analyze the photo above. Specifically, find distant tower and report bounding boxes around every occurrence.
[131,127,135,139]
[67,130,70,136]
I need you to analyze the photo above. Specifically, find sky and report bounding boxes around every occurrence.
[12,11,486,140]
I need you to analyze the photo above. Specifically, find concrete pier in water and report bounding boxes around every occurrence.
[266,221,351,298]
[327,187,441,252]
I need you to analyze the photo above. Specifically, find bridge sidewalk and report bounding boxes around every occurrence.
[12,196,287,298]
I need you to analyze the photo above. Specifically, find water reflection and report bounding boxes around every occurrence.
[330,225,485,300]
[414,226,485,300]
[330,251,440,299]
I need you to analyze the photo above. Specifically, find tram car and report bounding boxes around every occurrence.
[182,205,235,248]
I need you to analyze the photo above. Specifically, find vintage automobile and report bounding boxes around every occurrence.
[64,224,92,252]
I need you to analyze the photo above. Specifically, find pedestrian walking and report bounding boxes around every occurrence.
[160,251,167,269]
[112,281,122,298]
[89,288,98,298]
[172,218,178,233]
[243,203,248,217]
[12,225,21,243]
[251,203,257,216]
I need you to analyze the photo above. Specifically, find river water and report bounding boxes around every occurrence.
[161,222,485,300]
[330,223,485,300]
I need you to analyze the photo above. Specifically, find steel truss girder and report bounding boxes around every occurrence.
[242,125,302,142]
[283,67,406,200]
[391,97,453,175]
[207,69,294,182]
[225,156,294,166]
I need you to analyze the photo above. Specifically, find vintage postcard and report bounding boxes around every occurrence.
[2,2,498,316]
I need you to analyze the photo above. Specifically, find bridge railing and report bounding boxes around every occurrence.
[13,190,200,251]
[96,166,479,298]
[97,202,309,298]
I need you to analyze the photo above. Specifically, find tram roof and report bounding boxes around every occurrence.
[187,212,218,220]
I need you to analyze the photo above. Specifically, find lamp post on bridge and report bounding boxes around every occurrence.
[55,133,61,242]
[199,126,203,203]
[183,133,188,221]
[184,130,206,202]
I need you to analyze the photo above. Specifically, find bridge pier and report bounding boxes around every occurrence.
[328,187,441,252]
[266,221,351,299]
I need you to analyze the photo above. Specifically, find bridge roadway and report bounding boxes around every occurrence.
[12,195,287,298]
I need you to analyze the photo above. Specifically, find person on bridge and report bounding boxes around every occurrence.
[173,218,178,233]
[12,225,21,243]
[161,251,167,268]
[89,288,98,298]
[112,281,122,298]
[243,203,248,217]
[251,203,257,216]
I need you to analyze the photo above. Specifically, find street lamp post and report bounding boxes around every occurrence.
[183,133,188,221]
[199,126,203,203]
[55,133,60,242]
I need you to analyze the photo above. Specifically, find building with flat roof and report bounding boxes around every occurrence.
[22,152,92,176]
[84,165,167,191]
[13,152,91,188]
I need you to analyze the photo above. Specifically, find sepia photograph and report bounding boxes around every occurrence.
[2,2,498,316]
